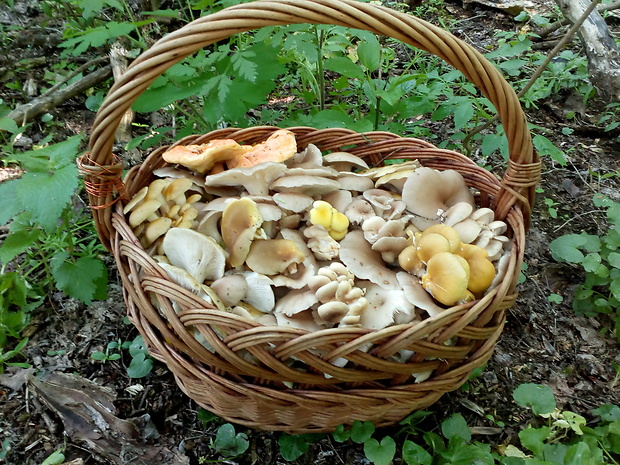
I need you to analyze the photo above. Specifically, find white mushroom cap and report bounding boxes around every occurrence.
[272,192,314,213]
[339,230,399,290]
[210,274,248,307]
[269,175,340,196]
[322,152,369,172]
[162,228,226,283]
[205,162,287,196]
[285,143,324,168]
[444,202,474,226]
[358,283,414,329]
[274,289,319,317]
[337,173,375,192]
[452,218,482,244]
[345,198,377,225]
[322,190,353,214]
[240,271,275,313]
[396,272,445,318]
[401,167,475,219]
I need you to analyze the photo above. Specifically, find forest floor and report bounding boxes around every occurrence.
[0,1,619,464]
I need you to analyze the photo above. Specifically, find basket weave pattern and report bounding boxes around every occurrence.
[85,0,541,432]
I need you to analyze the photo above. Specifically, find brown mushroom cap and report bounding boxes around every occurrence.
[162,139,248,174]
[227,129,297,169]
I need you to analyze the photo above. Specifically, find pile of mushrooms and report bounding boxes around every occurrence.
[124,129,511,371]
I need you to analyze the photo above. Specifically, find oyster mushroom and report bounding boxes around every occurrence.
[401,167,475,227]
[344,198,377,225]
[322,152,369,172]
[339,230,399,290]
[285,143,324,168]
[272,228,318,289]
[221,198,263,268]
[162,228,226,283]
[205,162,287,196]
[245,239,305,275]
[397,272,445,318]
[211,272,275,313]
[303,225,340,260]
[269,175,340,197]
[358,283,415,329]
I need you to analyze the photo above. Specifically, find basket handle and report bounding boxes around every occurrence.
[86,0,540,249]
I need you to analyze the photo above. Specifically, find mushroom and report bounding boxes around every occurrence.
[162,228,226,283]
[339,230,399,290]
[210,274,248,307]
[211,272,275,313]
[272,228,318,289]
[272,192,314,213]
[269,174,341,197]
[344,198,377,225]
[162,139,249,173]
[416,224,462,263]
[303,225,340,260]
[322,152,369,172]
[458,244,496,295]
[274,289,319,317]
[322,190,353,214]
[285,143,324,168]
[245,239,305,275]
[220,198,263,268]
[358,283,415,329]
[308,200,350,240]
[227,129,297,169]
[337,173,376,192]
[421,252,470,306]
[401,167,475,226]
[397,272,445,318]
[205,162,287,196]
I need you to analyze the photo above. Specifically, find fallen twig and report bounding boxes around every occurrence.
[463,0,602,154]
[7,65,112,126]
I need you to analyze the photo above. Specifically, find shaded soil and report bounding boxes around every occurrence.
[1,1,619,464]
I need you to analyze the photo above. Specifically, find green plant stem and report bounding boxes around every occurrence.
[462,0,603,155]
[315,27,326,111]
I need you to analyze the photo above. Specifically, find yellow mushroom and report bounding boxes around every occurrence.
[458,243,496,295]
[416,233,452,263]
[421,224,461,253]
[421,252,470,306]
[309,200,350,240]
[245,239,305,275]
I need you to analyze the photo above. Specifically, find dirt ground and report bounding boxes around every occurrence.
[1,1,619,464]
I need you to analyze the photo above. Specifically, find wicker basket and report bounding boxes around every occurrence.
[83,0,541,433]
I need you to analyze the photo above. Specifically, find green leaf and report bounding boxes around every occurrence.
[126,353,153,378]
[563,442,591,465]
[0,116,19,134]
[357,35,381,72]
[363,436,396,465]
[0,218,41,264]
[593,405,620,422]
[15,166,78,231]
[608,252,620,269]
[402,440,432,465]
[549,234,587,263]
[214,423,249,457]
[533,134,567,166]
[91,351,107,361]
[331,424,351,443]
[453,102,475,130]
[350,420,375,444]
[513,383,556,415]
[40,449,65,465]
[0,180,22,227]
[278,433,310,461]
[519,426,551,456]
[50,253,107,305]
[324,57,365,79]
[442,413,471,442]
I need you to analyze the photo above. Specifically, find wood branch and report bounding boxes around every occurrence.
[537,1,620,39]
[7,66,112,126]
[555,0,620,103]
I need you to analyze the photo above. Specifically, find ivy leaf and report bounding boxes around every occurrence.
[331,424,351,443]
[350,420,375,444]
[363,436,396,465]
[214,423,249,457]
[519,426,551,456]
[442,414,471,443]
[50,253,107,305]
[126,353,153,378]
[513,383,556,415]
[278,433,310,461]
[402,440,432,465]
[549,234,587,263]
